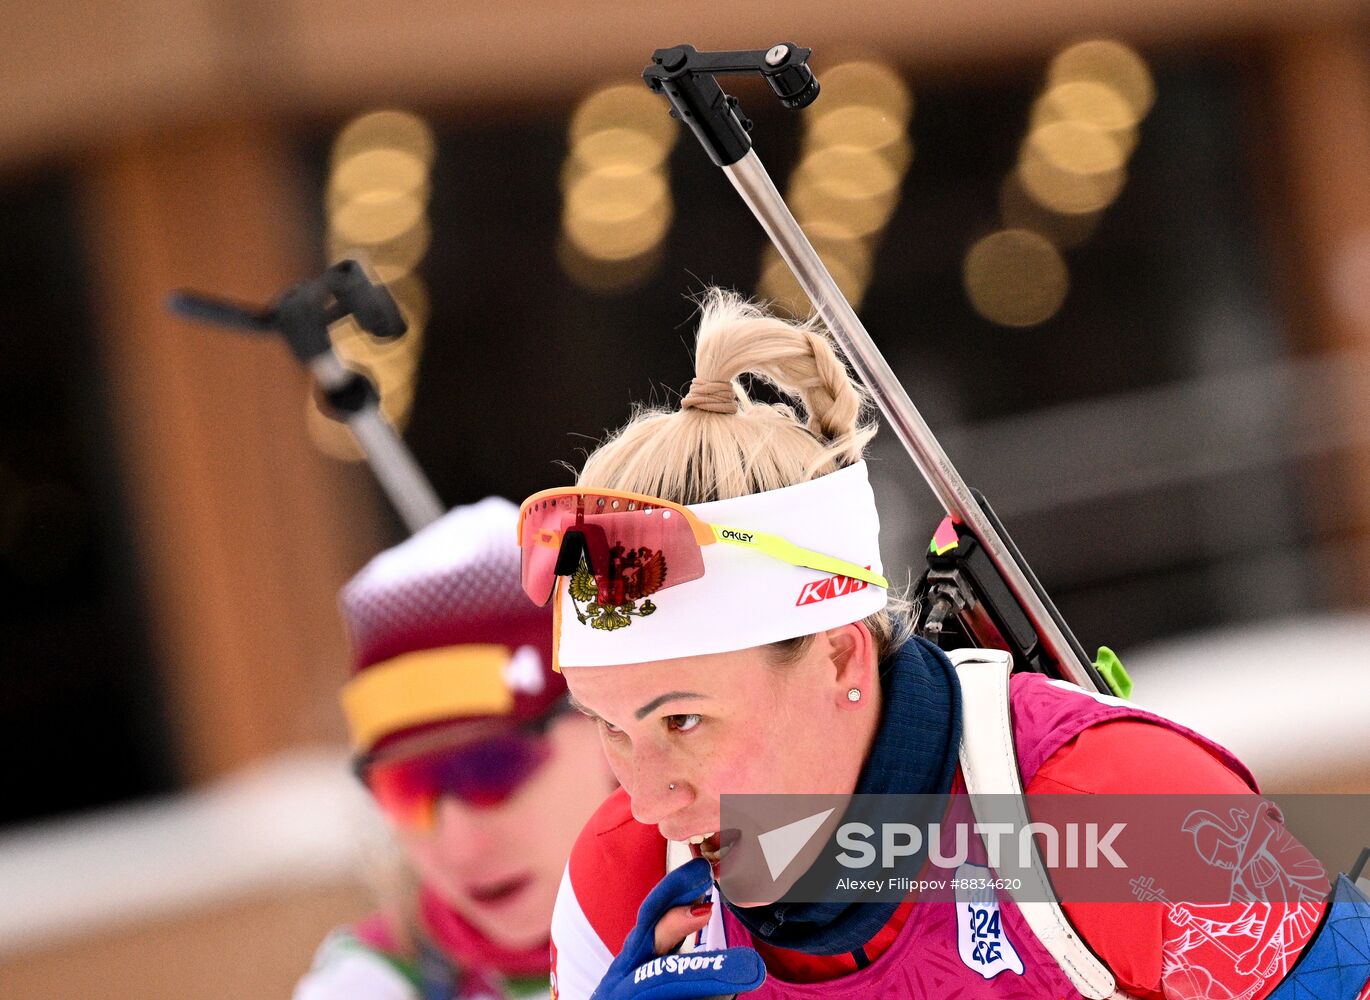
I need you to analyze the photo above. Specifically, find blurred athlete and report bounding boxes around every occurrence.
[296,497,615,1000]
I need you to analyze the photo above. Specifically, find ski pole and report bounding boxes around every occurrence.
[643,44,1110,694]
[168,260,446,533]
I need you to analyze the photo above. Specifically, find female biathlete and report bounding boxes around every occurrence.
[296,498,616,999]
[520,293,1370,1000]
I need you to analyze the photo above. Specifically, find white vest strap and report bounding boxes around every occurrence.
[950,647,1129,1000]
[665,838,723,954]
[666,838,693,873]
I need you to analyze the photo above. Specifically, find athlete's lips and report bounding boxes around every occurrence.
[660,820,721,844]
[466,873,534,906]
[690,829,741,867]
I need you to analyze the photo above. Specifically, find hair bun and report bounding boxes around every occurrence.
[578,288,874,503]
[680,378,739,414]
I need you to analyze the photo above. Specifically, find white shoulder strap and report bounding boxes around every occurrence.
[950,647,1128,1000]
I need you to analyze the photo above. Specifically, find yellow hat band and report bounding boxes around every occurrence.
[341,644,515,751]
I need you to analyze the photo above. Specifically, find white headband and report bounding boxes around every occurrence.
[554,461,887,668]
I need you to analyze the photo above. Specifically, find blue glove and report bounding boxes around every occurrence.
[590,858,766,1000]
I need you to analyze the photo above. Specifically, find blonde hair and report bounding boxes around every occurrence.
[577,288,909,660]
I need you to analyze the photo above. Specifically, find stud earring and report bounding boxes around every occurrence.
[669,783,677,791]
[847,688,862,702]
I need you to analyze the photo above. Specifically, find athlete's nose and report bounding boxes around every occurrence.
[625,741,688,827]
[431,796,501,863]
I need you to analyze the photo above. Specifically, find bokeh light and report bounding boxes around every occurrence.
[569,84,676,147]
[1019,121,1127,214]
[328,148,430,207]
[312,109,436,459]
[813,61,914,122]
[963,228,1070,327]
[1048,39,1156,121]
[1014,39,1152,222]
[760,59,913,315]
[972,38,1153,325]
[999,174,1102,249]
[328,220,432,284]
[1033,81,1140,154]
[557,238,664,294]
[560,82,677,290]
[330,190,428,245]
[331,110,437,169]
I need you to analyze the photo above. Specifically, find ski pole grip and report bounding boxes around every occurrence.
[645,46,753,167]
[166,291,274,333]
[643,44,816,167]
[326,260,406,342]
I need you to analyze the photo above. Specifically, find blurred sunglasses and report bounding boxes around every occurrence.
[517,486,887,607]
[354,704,568,831]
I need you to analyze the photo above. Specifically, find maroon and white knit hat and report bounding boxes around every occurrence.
[339,496,563,753]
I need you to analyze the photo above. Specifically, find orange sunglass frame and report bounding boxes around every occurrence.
[517,487,717,549]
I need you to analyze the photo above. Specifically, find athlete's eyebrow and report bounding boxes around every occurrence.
[634,692,707,721]
[567,692,708,723]
[567,695,600,721]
